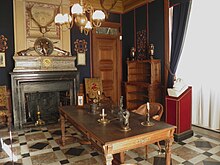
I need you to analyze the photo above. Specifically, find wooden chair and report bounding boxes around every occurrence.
[0,86,12,129]
[84,78,112,104]
[120,102,164,163]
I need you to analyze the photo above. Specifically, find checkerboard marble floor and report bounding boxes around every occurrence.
[1,123,220,165]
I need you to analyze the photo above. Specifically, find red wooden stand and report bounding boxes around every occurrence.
[166,86,193,142]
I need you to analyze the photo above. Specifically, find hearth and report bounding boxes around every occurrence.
[24,92,60,126]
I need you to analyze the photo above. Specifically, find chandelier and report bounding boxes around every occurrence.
[55,0,106,35]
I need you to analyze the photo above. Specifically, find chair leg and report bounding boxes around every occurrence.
[157,141,162,154]
[145,145,148,159]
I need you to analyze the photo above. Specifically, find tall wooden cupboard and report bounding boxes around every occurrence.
[124,59,162,110]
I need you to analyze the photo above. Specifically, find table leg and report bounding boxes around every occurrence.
[165,138,173,165]
[105,154,113,165]
[120,152,125,164]
[60,114,66,146]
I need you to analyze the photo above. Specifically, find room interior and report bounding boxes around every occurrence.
[0,0,220,165]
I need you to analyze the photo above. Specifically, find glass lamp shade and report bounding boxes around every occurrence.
[55,13,64,24]
[84,21,92,35]
[84,21,92,30]
[92,10,105,27]
[63,14,72,23]
[71,3,83,16]
[55,13,72,24]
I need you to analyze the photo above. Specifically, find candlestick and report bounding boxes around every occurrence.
[98,109,109,125]
[147,102,150,110]
[141,102,155,127]
[97,90,101,96]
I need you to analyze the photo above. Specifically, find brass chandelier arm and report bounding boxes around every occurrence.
[55,0,110,35]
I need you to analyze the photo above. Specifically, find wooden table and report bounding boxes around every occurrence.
[59,106,176,165]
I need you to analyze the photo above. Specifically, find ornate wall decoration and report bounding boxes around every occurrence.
[74,39,88,53]
[136,30,147,60]
[74,39,87,65]
[26,2,60,39]
[0,35,8,52]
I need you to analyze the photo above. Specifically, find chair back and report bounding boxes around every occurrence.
[85,78,103,103]
[132,102,163,121]
[0,86,8,109]
[0,86,11,126]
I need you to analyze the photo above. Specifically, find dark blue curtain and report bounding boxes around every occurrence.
[167,0,192,88]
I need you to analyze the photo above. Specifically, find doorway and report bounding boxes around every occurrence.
[92,22,122,105]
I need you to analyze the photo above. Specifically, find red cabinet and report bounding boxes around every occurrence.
[166,86,193,141]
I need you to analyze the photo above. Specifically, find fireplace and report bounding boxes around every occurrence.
[25,92,60,125]
[10,71,80,129]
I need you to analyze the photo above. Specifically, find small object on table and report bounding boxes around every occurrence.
[141,102,155,126]
[98,108,110,125]
[90,103,99,114]
[121,109,131,132]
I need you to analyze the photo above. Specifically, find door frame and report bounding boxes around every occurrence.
[91,22,122,105]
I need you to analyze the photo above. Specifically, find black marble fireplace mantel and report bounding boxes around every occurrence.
[10,71,80,129]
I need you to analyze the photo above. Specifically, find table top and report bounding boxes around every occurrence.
[59,105,176,144]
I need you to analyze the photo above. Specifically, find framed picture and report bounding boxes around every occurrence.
[77,52,86,65]
[77,94,84,106]
[0,52,6,67]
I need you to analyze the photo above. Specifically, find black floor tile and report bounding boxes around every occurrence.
[30,142,48,150]
[194,141,212,148]
[134,156,144,162]
[195,134,203,138]
[3,138,17,145]
[178,141,186,145]
[52,130,62,136]
[60,159,70,164]
[20,142,27,146]
[65,147,85,156]
[90,151,100,157]
[203,160,220,165]
[53,146,61,151]
[203,151,213,157]
[3,162,22,165]
[22,153,30,158]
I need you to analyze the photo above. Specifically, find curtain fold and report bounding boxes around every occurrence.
[167,1,192,88]
[176,0,220,130]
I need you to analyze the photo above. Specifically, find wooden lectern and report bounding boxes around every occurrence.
[166,86,193,142]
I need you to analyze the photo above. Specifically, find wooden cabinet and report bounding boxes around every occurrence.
[125,60,162,110]
[166,86,193,141]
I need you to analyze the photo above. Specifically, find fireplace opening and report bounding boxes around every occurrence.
[23,91,70,127]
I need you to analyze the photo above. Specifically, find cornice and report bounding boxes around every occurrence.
[69,0,154,14]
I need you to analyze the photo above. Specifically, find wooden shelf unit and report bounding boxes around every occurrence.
[125,59,162,111]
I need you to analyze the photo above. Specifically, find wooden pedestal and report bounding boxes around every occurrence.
[166,86,193,142]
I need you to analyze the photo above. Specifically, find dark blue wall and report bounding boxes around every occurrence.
[71,25,91,84]
[149,0,164,83]
[122,10,134,81]
[0,1,165,87]
[122,0,165,83]
[0,0,14,87]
